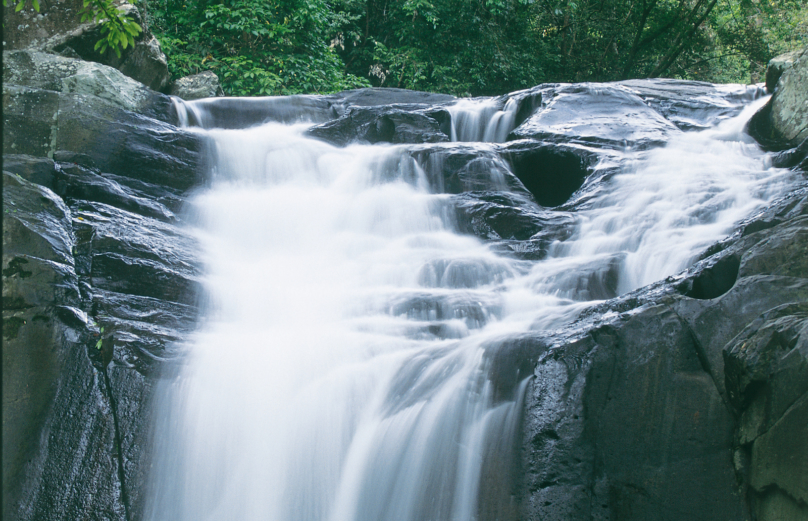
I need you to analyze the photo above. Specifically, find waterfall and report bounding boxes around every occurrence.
[146,92,794,521]
[447,98,519,143]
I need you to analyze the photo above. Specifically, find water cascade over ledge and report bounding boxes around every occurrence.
[145,86,797,521]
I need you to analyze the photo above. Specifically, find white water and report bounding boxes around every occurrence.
[447,98,519,142]
[147,94,794,521]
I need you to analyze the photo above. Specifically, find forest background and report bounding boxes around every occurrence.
[70,0,808,96]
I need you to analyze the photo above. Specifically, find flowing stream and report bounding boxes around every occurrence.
[146,91,794,521]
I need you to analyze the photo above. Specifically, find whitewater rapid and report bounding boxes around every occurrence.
[145,91,794,521]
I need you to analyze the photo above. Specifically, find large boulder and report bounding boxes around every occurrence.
[749,47,808,150]
[766,50,803,93]
[2,0,89,51]
[770,48,808,147]
[169,70,224,100]
[3,50,161,114]
[508,83,681,149]
[3,0,169,91]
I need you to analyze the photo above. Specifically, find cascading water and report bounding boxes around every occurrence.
[447,98,519,143]
[146,90,795,521]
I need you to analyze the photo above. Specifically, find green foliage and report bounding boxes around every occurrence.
[80,0,143,58]
[5,0,40,13]
[95,326,105,350]
[328,0,549,95]
[146,0,369,95]
[142,0,804,95]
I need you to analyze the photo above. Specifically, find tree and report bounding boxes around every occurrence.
[144,0,806,95]
[145,0,369,95]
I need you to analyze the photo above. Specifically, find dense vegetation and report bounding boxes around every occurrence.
[140,0,807,96]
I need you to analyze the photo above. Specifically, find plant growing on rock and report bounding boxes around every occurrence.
[5,0,143,57]
[80,0,143,58]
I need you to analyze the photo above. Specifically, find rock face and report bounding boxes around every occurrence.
[3,0,170,91]
[3,50,205,521]
[4,50,808,521]
[519,189,808,521]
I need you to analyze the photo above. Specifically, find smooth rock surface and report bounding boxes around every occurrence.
[509,83,681,149]
[306,106,450,146]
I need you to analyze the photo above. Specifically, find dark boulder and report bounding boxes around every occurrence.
[3,52,208,191]
[453,191,550,241]
[618,78,761,131]
[306,106,450,146]
[409,144,532,195]
[2,171,124,521]
[508,83,680,149]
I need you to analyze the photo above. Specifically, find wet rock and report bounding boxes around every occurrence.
[521,304,747,521]
[306,106,449,146]
[3,85,206,190]
[748,393,808,517]
[170,70,224,100]
[618,78,761,130]
[174,87,454,130]
[175,95,340,128]
[519,184,808,520]
[3,45,204,520]
[410,144,532,195]
[501,141,601,207]
[724,304,808,439]
[335,87,455,108]
[386,290,502,330]
[453,191,548,241]
[2,171,126,521]
[509,83,680,149]
[678,252,741,300]
[3,50,161,114]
